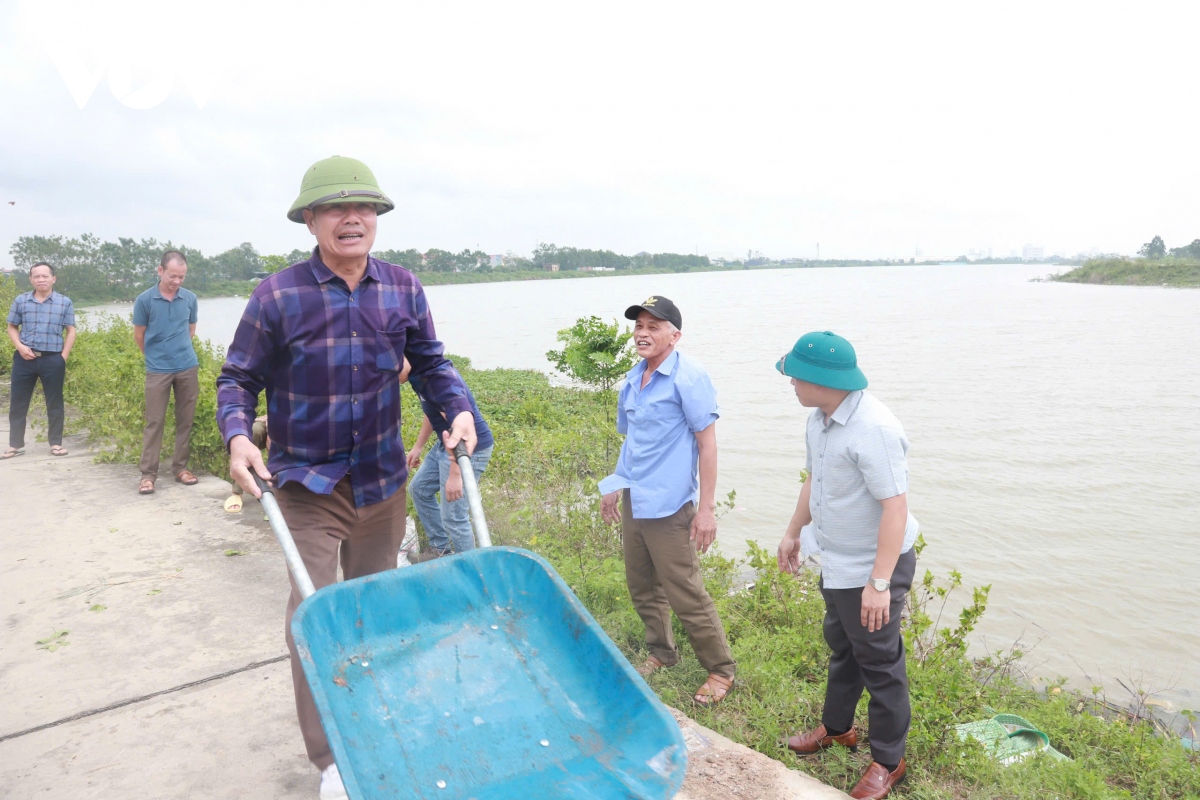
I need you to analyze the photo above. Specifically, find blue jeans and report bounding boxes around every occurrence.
[409,440,493,553]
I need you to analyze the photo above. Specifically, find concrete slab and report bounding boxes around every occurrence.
[671,709,849,800]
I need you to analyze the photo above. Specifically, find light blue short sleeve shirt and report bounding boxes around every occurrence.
[133,285,199,374]
[803,390,920,589]
[598,350,719,519]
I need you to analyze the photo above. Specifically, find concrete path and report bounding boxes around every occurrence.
[0,418,844,799]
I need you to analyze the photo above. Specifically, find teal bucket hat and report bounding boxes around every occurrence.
[775,331,868,391]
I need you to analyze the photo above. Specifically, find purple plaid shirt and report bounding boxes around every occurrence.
[216,250,471,507]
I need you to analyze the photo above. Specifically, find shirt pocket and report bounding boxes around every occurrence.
[374,329,406,374]
[824,462,863,496]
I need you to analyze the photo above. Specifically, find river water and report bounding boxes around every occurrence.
[87,264,1200,711]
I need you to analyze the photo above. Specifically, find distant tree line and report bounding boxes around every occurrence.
[5,234,713,302]
[1138,235,1200,260]
[8,234,267,302]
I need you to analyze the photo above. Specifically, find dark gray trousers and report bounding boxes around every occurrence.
[819,548,917,765]
[9,351,66,448]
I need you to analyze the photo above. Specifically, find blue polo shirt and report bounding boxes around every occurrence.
[132,284,199,374]
[598,350,720,519]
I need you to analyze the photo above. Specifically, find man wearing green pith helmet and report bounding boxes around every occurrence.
[217,156,477,800]
[774,331,920,800]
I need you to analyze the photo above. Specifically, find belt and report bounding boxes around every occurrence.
[32,350,62,357]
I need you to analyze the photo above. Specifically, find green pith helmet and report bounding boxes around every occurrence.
[286,156,395,223]
[775,330,868,391]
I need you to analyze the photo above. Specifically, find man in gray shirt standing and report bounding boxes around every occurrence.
[775,331,919,800]
[133,250,199,494]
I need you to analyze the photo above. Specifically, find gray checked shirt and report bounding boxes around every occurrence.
[800,390,920,589]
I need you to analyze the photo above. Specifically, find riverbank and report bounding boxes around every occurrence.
[1049,257,1200,287]
[4,257,1053,309]
[2,318,1195,798]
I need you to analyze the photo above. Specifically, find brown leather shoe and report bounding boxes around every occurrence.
[849,759,906,799]
[785,724,858,754]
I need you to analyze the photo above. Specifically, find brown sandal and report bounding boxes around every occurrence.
[636,655,667,677]
[175,470,199,485]
[139,478,156,495]
[693,673,734,707]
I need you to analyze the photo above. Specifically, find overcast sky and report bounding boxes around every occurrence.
[1,0,1198,266]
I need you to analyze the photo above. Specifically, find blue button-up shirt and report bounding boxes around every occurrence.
[7,291,75,352]
[598,350,719,519]
[216,250,472,508]
[132,284,199,374]
[801,390,920,589]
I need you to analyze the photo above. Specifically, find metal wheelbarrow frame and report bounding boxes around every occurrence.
[257,443,687,799]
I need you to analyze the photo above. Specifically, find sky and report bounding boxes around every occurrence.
[1,0,1198,267]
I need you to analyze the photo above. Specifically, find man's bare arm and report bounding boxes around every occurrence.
[61,325,77,361]
[134,325,147,354]
[860,493,907,632]
[690,422,718,553]
[777,477,812,573]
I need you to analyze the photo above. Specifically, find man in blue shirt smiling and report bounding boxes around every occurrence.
[599,295,735,706]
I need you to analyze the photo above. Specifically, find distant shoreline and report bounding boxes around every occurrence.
[72,257,1057,308]
[1048,257,1200,288]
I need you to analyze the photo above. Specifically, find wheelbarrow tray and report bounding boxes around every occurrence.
[292,546,687,800]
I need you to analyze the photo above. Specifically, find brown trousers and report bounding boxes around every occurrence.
[621,490,735,678]
[277,478,406,770]
[138,367,200,479]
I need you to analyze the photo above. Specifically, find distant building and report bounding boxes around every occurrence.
[489,254,504,268]
[545,263,560,272]
[1022,244,1045,261]
[578,266,615,272]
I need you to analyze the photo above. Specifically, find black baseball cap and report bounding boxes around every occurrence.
[624,295,683,330]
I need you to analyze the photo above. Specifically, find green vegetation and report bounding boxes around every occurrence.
[1055,235,1200,287]
[1051,257,1200,288]
[6,234,720,306]
[1,313,1195,798]
[1,272,19,373]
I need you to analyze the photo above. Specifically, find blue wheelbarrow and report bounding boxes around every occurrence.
[256,444,687,799]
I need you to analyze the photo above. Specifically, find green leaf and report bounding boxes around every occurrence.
[224,549,248,557]
[88,604,106,612]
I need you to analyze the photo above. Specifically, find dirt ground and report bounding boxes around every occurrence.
[0,414,843,799]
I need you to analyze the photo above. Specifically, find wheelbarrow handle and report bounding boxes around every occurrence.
[255,474,317,600]
[453,441,492,548]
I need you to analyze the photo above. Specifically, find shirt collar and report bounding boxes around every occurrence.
[628,349,679,380]
[308,248,381,286]
[825,389,865,427]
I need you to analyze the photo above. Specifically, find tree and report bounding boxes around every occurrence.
[424,248,457,272]
[546,316,638,395]
[1168,239,1200,259]
[546,316,638,458]
[1139,235,1166,259]
[262,255,290,274]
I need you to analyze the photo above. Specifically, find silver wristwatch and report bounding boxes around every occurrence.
[869,577,891,592]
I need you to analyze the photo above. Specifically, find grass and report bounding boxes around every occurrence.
[1050,258,1200,288]
[3,312,1197,798]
